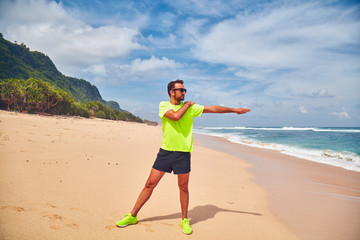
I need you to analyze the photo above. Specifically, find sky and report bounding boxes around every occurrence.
[0,0,359,127]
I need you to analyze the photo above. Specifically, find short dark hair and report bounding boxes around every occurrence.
[167,79,184,96]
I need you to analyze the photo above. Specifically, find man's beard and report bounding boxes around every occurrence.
[176,95,185,102]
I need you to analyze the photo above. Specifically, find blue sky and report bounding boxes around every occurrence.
[0,0,359,126]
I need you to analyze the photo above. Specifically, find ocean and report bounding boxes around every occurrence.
[194,126,360,172]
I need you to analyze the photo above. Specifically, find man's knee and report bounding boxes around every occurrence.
[145,179,158,190]
[178,183,189,193]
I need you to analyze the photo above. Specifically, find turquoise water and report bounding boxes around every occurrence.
[194,127,360,172]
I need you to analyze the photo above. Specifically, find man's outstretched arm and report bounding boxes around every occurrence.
[203,106,250,114]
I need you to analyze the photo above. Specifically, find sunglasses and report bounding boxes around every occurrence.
[172,88,187,93]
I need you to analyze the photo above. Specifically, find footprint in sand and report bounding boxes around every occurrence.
[1,205,25,212]
[105,225,117,230]
[2,135,10,141]
[66,223,79,229]
[142,223,155,232]
[43,214,63,230]
[1,203,78,230]
[43,203,57,209]
[43,213,62,220]
[43,213,79,230]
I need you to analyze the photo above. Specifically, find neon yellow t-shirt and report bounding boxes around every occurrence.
[159,101,204,152]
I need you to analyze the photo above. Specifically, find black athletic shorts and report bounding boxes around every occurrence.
[152,148,191,174]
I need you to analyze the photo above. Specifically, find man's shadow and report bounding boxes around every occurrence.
[140,204,262,225]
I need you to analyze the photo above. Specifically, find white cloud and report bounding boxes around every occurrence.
[189,0,360,105]
[302,88,334,98]
[299,106,308,113]
[332,107,350,119]
[131,56,182,72]
[332,111,350,119]
[168,33,176,42]
[157,11,177,32]
[192,1,359,69]
[180,18,208,46]
[83,64,106,76]
[0,0,144,76]
[84,56,183,84]
[234,67,275,81]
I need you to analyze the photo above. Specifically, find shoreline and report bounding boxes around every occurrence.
[194,133,360,240]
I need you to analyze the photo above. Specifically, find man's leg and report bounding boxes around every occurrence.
[177,172,190,219]
[130,168,165,217]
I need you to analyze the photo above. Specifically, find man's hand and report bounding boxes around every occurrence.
[185,101,195,107]
[233,108,251,114]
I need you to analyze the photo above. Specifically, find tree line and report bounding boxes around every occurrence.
[0,78,143,122]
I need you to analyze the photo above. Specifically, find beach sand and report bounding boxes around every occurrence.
[0,110,297,240]
[0,110,358,239]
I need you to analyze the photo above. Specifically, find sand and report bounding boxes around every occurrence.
[0,110,357,240]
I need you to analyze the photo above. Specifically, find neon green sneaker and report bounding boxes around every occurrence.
[116,213,137,227]
[180,218,192,234]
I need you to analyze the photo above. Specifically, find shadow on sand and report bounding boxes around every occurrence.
[140,204,262,225]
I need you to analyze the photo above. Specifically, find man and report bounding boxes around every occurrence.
[116,80,250,234]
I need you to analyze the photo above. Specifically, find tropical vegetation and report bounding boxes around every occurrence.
[0,78,143,122]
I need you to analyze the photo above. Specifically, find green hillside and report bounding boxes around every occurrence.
[0,33,156,124]
[0,33,109,105]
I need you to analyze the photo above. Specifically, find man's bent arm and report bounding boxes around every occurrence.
[203,106,250,114]
[164,101,195,121]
